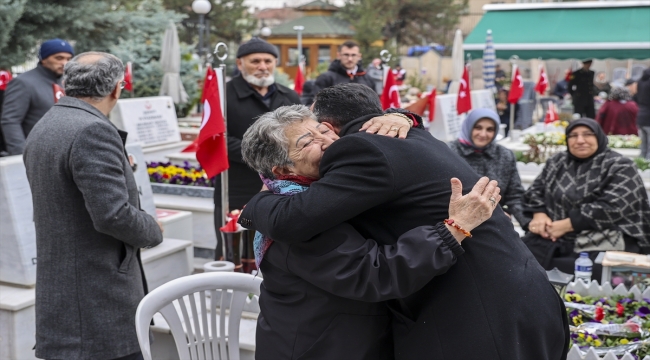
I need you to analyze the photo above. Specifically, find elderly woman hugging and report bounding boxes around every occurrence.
[239,104,503,360]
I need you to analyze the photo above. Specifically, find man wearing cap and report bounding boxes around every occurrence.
[1,38,74,155]
[212,37,301,257]
[569,59,596,118]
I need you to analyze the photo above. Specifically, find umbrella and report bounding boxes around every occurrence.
[159,21,188,104]
[451,29,465,83]
[482,29,496,93]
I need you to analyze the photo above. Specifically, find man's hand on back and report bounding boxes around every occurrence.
[446,177,501,243]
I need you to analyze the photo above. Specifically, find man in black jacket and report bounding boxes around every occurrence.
[569,59,596,118]
[212,37,301,258]
[313,40,376,95]
[240,83,569,360]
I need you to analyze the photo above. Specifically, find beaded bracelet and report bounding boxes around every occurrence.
[444,219,472,238]
[383,112,413,127]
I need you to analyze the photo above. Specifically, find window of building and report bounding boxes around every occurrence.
[288,47,310,66]
[318,46,331,64]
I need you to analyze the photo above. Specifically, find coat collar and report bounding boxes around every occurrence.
[35,63,62,82]
[54,97,127,144]
[230,74,289,100]
[338,113,383,137]
[456,140,499,158]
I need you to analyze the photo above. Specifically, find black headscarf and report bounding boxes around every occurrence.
[565,118,608,162]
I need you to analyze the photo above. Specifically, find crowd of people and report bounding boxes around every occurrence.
[1,36,649,360]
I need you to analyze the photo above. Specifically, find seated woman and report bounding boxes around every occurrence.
[241,105,501,360]
[522,118,650,281]
[449,108,530,230]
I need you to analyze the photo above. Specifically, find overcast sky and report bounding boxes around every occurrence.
[243,0,346,9]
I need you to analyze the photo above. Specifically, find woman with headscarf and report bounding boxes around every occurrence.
[522,118,650,280]
[596,87,639,135]
[449,108,530,230]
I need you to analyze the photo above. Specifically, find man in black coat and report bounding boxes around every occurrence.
[313,40,376,95]
[240,83,569,360]
[569,59,596,118]
[213,37,301,258]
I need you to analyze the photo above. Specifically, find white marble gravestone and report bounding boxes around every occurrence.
[109,96,182,147]
[470,89,497,111]
[125,143,157,217]
[429,93,466,142]
[0,155,37,287]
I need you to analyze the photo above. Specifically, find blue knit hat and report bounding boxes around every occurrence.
[39,39,74,61]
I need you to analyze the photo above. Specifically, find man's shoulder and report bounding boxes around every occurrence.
[274,83,300,101]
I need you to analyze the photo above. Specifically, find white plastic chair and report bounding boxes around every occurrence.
[135,272,263,360]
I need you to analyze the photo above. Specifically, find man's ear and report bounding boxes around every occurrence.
[321,122,336,132]
[271,165,293,177]
[110,83,120,100]
[236,58,243,71]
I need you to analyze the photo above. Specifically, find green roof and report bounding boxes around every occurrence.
[296,0,339,11]
[270,15,354,37]
[464,3,650,60]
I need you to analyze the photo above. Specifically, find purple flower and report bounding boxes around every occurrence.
[635,306,650,317]
[569,309,580,319]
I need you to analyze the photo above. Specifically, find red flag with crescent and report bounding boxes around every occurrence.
[508,66,524,104]
[53,84,65,103]
[381,68,401,110]
[456,65,472,115]
[535,66,548,95]
[124,62,133,92]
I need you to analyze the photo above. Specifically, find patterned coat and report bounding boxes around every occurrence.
[523,149,650,251]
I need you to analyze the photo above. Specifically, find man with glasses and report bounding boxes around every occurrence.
[313,40,376,95]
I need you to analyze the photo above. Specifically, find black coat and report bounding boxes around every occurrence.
[214,75,300,209]
[257,223,462,360]
[240,115,569,360]
[313,60,376,95]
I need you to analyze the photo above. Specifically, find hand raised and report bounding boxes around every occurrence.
[448,176,501,234]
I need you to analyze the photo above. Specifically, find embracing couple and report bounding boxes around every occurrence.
[239,83,568,360]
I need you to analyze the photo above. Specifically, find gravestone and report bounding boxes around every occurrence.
[0,156,36,286]
[429,93,466,142]
[109,96,181,147]
[470,89,496,111]
[125,143,156,218]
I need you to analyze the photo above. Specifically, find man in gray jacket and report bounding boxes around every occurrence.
[23,52,163,360]
[1,38,73,155]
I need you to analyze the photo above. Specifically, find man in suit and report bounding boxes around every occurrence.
[569,59,596,118]
[23,52,163,360]
[239,83,569,359]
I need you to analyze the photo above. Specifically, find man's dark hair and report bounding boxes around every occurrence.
[339,40,359,51]
[313,83,382,128]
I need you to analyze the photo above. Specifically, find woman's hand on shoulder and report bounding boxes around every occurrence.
[359,114,411,139]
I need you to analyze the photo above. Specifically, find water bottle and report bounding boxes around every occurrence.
[574,252,593,284]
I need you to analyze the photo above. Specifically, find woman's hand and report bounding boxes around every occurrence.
[359,114,411,139]
[529,212,552,239]
[547,218,573,242]
[446,177,501,243]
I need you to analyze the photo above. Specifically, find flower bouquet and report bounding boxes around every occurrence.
[147,161,212,187]
[565,292,650,357]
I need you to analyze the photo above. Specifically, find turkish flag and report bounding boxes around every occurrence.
[0,70,12,91]
[124,62,133,92]
[456,65,472,115]
[381,68,401,110]
[428,89,436,122]
[200,67,215,104]
[544,101,559,124]
[535,66,548,95]
[183,67,229,178]
[53,84,65,103]
[508,66,523,104]
[294,63,304,96]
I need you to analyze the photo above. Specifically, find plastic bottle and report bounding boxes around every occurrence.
[574,252,593,284]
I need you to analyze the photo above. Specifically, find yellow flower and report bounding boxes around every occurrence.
[620,339,629,344]
[594,340,602,347]
[586,335,593,342]
[578,333,585,339]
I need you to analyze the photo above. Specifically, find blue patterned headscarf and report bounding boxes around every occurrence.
[458,108,501,150]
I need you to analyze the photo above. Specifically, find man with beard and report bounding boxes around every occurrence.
[1,38,74,155]
[313,40,376,94]
[212,37,301,258]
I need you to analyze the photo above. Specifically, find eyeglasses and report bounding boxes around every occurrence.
[567,132,596,140]
[119,80,126,89]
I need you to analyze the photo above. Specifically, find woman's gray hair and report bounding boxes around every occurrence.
[63,52,124,101]
[242,104,316,179]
